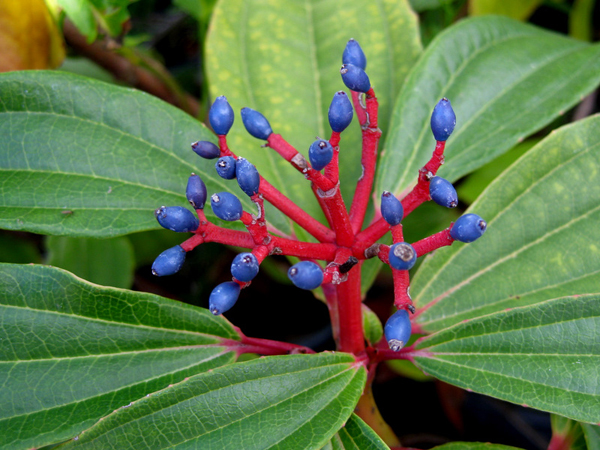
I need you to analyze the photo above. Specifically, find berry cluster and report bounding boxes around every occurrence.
[152,39,487,354]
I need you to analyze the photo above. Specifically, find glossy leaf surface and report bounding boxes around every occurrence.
[0,71,269,237]
[377,16,600,199]
[415,295,600,423]
[0,263,237,450]
[412,115,600,331]
[206,0,421,227]
[322,414,390,450]
[62,353,366,450]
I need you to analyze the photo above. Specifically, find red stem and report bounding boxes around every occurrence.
[325,131,341,184]
[412,228,454,257]
[222,332,315,356]
[335,264,365,354]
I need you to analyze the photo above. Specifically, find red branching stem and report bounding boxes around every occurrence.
[349,88,381,234]
[351,91,368,125]
[320,190,354,247]
[240,211,269,245]
[217,135,334,243]
[336,265,365,354]
[223,332,315,357]
[325,131,341,184]
[412,228,454,257]
[322,283,341,347]
[367,345,415,364]
[391,223,404,244]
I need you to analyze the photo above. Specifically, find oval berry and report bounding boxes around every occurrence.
[241,107,272,140]
[381,191,403,226]
[450,213,487,243]
[231,252,259,282]
[209,281,240,315]
[209,96,234,136]
[340,64,370,93]
[288,261,323,290]
[215,156,237,180]
[155,206,199,232]
[191,140,220,159]
[328,91,354,133]
[388,242,417,271]
[429,176,458,208]
[236,157,260,196]
[309,139,334,171]
[384,309,412,352]
[210,192,243,221]
[430,98,456,141]
[151,245,186,277]
[342,38,367,70]
[186,173,207,209]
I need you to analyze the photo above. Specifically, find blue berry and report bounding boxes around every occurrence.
[186,173,207,209]
[236,157,260,196]
[241,107,273,140]
[209,96,234,136]
[328,91,354,133]
[191,140,220,159]
[210,192,243,221]
[429,176,458,208]
[388,242,417,271]
[288,261,323,290]
[309,139,334,171]
[215,156,237,180]
[209,281,241,315]
[151,245,186,277]
[155,206,199,232]
[450,213,487,243]
[430,98,456,141]
[231,252,259,282]
[381,191,403,226]
[342,38,367,70]
[384,309,412,352]
[340,64,370,93]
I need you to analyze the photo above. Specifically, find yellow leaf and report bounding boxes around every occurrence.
[0,0,65,72]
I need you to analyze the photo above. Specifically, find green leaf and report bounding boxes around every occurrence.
[412,115,600,332]
[0,71,276,237]
[550,415,588,450]
[46,235,135,288]
[362,304,383,346]
[206,0,421,226]
[582,424,600,450]
[60,353,366,450]
[468,0,542,20]
[54,0,98,42]
[409,0,452,12]
[0,263,237,450]
[323,414,390,450]
[377,16,600,198]
[429,443,525,450]
[415,295,600,423]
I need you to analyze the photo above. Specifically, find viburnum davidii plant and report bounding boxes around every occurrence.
[1,2,600,450]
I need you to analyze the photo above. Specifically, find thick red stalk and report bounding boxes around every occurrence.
[412,228,454,257]
[335,265,365,354]
[325,131,341,183]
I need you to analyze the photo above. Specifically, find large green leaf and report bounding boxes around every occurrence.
[322,414,390,450]
[206,0,421,228]
[415,295,600,423]
[0,263,237,450]
[412,115,600,332]
[583,424,600,450]
[0,70,278,237]
[60,353,366,450]
[376,16,600,198]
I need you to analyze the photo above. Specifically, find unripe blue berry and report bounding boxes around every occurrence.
[186,173,207,209]
[231,252,259,282]
[210,192,243,221]
[209,281,240,315]
[429,176,458,208]
[388,242,417,271]
[236,157,260,196]
[209,96,234,136]
[155,206,199,232]
[191,140,220,159]
[342,38,367,70]
[381,191,403,226]
[430,98,456,141]
[309,139,334,171]
[215,156,237,180]
[241,107,273,140]
[151,245,186,277]
[340,64,370,93]
[288,261,323,290]
[328,91,354,133]
[384,309,411,352]
[450,213,487,243]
